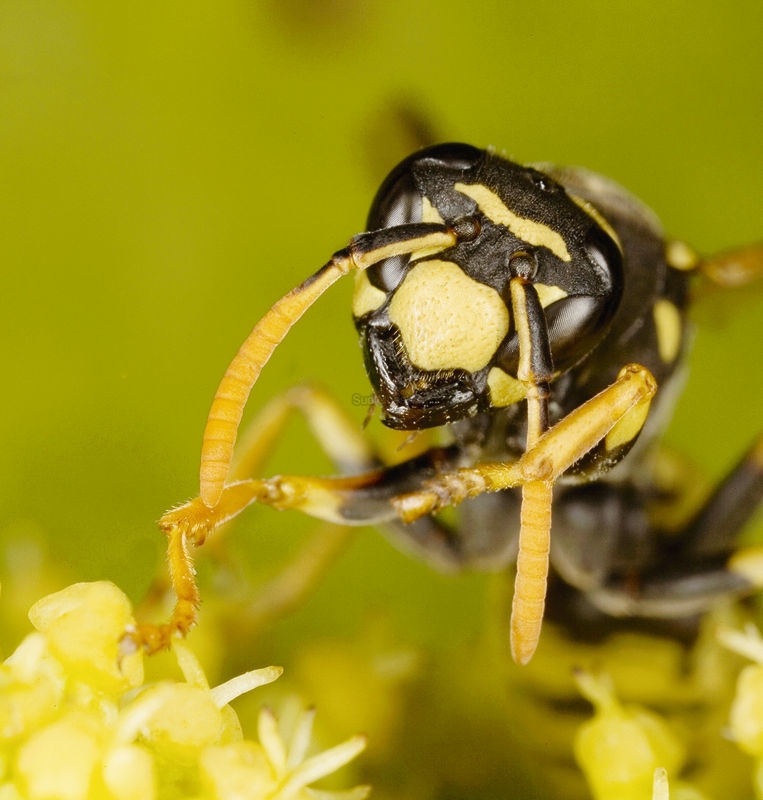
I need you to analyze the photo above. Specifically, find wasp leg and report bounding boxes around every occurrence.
[393,364,657,522]
[129,384,376,653]
[229,383,376,481]
[507,275,554,664]
[390,363,656,664]
[695,241,763,288]
[200,221,467,509]
[138,441,479,651]
[675,432,763,559]
[560,434,763,622]
[221,384,381,637]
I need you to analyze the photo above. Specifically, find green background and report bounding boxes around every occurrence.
[1,0,761,795]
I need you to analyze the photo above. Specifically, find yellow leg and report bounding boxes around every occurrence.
[697,241,763,288]
[129,221,480,654]
[511,480,553,664]
[393,364,657,523]
[394,362,657,664]
[125,365,655,656]
[127,384,374,653]
[508,276,554,664]
[200,226,459,508]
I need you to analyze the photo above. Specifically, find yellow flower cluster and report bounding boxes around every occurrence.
[718,625,763,798]
[573,670,707,800]
[0,581,369,800]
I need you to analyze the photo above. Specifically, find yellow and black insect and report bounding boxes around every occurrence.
[131,143,763,679]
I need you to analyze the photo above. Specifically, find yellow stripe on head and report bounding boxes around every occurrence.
[454,182,571,262]
[569,194,622,254]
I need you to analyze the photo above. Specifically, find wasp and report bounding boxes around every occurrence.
[130,144,763,674]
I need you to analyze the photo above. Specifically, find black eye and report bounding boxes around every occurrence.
[368,169,420,229]
[365,144,486,292]
[417,142,484,171]
[372,255,408,293]
[584,225,622,291]
[368,143,483,229]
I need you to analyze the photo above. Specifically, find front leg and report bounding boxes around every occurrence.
[127,365,655,658]
[126,444,468,654]
[394,363,657,664]
[393,364,657,521]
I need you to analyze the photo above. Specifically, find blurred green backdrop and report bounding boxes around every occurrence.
[0,0,761,795]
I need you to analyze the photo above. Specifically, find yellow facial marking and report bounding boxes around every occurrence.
[605,392,652,452]
[569,193,622,254]
[652,298,682,363]
[487,367,526,407]
[665,239,699,271]
[534,283,568,308]
[352,270,387,318]
[421,195,445,224]
[454,182,571,262]
[409,196,448,263]
[388,260,509,372]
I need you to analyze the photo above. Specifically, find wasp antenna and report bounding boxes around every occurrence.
[199,224,459,508]
[508,275,554,665]
[200,261,347,507]
[510,480,553,664]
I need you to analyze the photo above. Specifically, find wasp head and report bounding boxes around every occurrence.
[352,144,623,431]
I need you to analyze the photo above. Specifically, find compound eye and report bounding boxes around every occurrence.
[544,296,603,369]
[584,224,622,291]
[367,143,483,229]
[543,222,624,371]
[418,142,484,171]
[368,169,420,229]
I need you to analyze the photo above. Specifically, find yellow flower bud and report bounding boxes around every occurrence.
[28,582,143,693]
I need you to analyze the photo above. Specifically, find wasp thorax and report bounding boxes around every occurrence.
[353,143,624,430]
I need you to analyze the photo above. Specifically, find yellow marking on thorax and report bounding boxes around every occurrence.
[454,182,571,262]
[388,260,509,372]
[652,298,682,363]
[487,367,526,407]
[569,193,622,253]
[352,270,387,317]
[665,239,699,271]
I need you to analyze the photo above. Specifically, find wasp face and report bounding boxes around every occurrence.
[352,144,624,431]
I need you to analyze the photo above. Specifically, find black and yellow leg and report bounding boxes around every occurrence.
[595,437,763,619]
[200,221,473,509]
[393,364,657,522]
[697,241,763,288]
[128,384,377,653]
[127,362,655,655]
[125,220,488,654]
[393,362,657,663]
